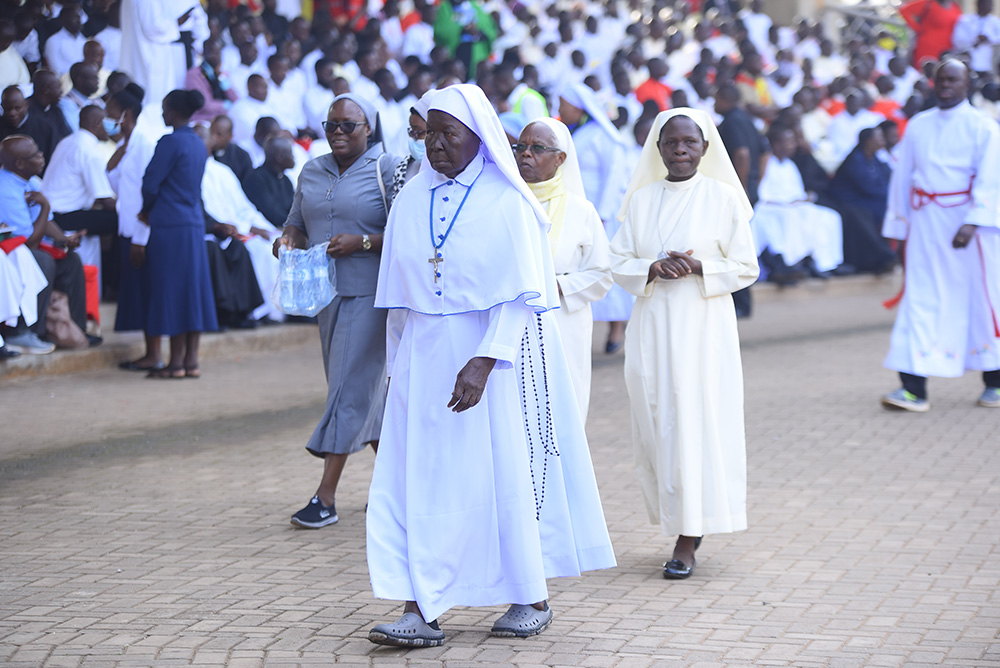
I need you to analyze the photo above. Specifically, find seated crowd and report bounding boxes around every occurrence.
[1,0,998,357]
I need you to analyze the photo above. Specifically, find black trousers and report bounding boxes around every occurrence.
[205,239,264,324]
[900,370,1000,399]
[25,248,87,336]
[53,209,118,236]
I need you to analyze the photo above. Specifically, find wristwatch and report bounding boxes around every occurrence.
[361,234,372,251]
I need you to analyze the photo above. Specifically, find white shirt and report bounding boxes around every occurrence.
[44,28,87,77]
[42,129,115,213]
[94,26,122,72]
[827,108,884,166]
[304,86,336,138]
[228,96,274,145]
[0,46,30,91]
[402,22,435,63]
[952,13,1000,73]
[267,72,307,131]
[14,30,40,65]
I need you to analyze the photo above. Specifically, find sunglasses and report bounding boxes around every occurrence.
[322,120,368,134]
[512,143,562,156]
[407,128,427,140]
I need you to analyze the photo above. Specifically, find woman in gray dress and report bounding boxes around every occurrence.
[275,94,398,528]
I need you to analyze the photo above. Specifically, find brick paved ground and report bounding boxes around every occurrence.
[1,287,998,667]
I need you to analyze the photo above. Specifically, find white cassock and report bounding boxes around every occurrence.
[369,148,614,620]
[611,173,758,536]
[0,244,48,328]
[119,0,182,106]
[111,107,167,246]
[574,121,630,224]
[882,101,1000,378]
[545,194,611,420]
[751,155,844,273]
[200,159,282,322]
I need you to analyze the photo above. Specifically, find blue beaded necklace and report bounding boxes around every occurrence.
[427,170,482,284]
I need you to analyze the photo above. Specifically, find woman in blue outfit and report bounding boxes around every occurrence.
[138,89,217,379]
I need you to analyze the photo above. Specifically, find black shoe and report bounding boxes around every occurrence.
[605,340,623,354]
[663,557,695,579]
[0,345,20,360]
[87,334,103,348]
[290,495,338,529]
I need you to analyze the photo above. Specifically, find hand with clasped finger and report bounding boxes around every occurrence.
[648,249,703,283]
[448,356,496,413]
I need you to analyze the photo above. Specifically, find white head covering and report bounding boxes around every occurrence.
[559,82,628,145]
[411,88,437,121]
[429,83,550,228]
[618,107,753,222]
[526,117,586,198]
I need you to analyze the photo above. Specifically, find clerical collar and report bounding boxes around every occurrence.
[428,152,485,189]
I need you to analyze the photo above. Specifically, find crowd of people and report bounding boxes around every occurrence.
[1,0,998,650]
[1,0,999,358]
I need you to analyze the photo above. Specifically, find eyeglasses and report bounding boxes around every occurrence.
[512,143,562,156]
[407,128,427,140]
[322,120,368,134]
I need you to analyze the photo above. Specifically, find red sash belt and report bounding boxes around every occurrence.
[910,178,974,210]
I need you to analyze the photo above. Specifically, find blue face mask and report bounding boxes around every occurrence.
[408,136,425,162]
[103,117,121,136]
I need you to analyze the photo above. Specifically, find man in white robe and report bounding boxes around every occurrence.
[880,60,1000,412]
[119,0,188,106]
[517,118,611,420]
[367,83,614,647]
[751,125,844,276]
[200,135,282,323]
[610,108,759,579]
[228,75,274,146]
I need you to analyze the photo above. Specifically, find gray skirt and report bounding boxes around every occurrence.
[306,294,388,457]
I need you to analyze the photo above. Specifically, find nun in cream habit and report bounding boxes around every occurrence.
[517,117,612,420]
[610,108,759,578]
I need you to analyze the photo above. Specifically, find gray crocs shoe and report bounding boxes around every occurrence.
[368,612,445,648]
[490,603,553,638]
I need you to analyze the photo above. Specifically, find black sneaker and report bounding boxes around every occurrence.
[290,495,338,528]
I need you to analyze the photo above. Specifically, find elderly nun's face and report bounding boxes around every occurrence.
[657,116,707,182]
[426,109,481,179]
[515,122,566,184]
[325,99,371,164]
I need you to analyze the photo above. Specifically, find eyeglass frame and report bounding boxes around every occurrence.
[322,120,369,134]
[511,142,563,156]
[407,127,427,140]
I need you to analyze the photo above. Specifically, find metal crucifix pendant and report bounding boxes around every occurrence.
[428,252,444,283]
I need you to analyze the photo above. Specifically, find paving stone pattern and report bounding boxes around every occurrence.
[1,291,998,667]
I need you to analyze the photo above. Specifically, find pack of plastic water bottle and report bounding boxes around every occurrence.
[272,243,336,316]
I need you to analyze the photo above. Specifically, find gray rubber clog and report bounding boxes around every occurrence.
[368,612,445,648]
[490,603,553,638]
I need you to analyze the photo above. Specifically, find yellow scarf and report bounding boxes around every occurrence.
[527,170,567,253]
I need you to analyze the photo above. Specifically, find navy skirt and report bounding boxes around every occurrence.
[144,224,218,337]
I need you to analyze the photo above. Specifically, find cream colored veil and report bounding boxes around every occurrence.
[617,107,753,223]
[528,117,586,198]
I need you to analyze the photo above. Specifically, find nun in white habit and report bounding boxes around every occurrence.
[367,84,614,648]
[517,117,612,420]
[610,108,759,580]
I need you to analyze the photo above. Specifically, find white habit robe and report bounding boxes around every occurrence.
[543,193,612,420]
[119,0,182,106]
[882,101,1000,377]
[200,159,282,322]
[752,155,844,272]
[0,244,48,327]
[369,152,614,621]
[611,173,758,537]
